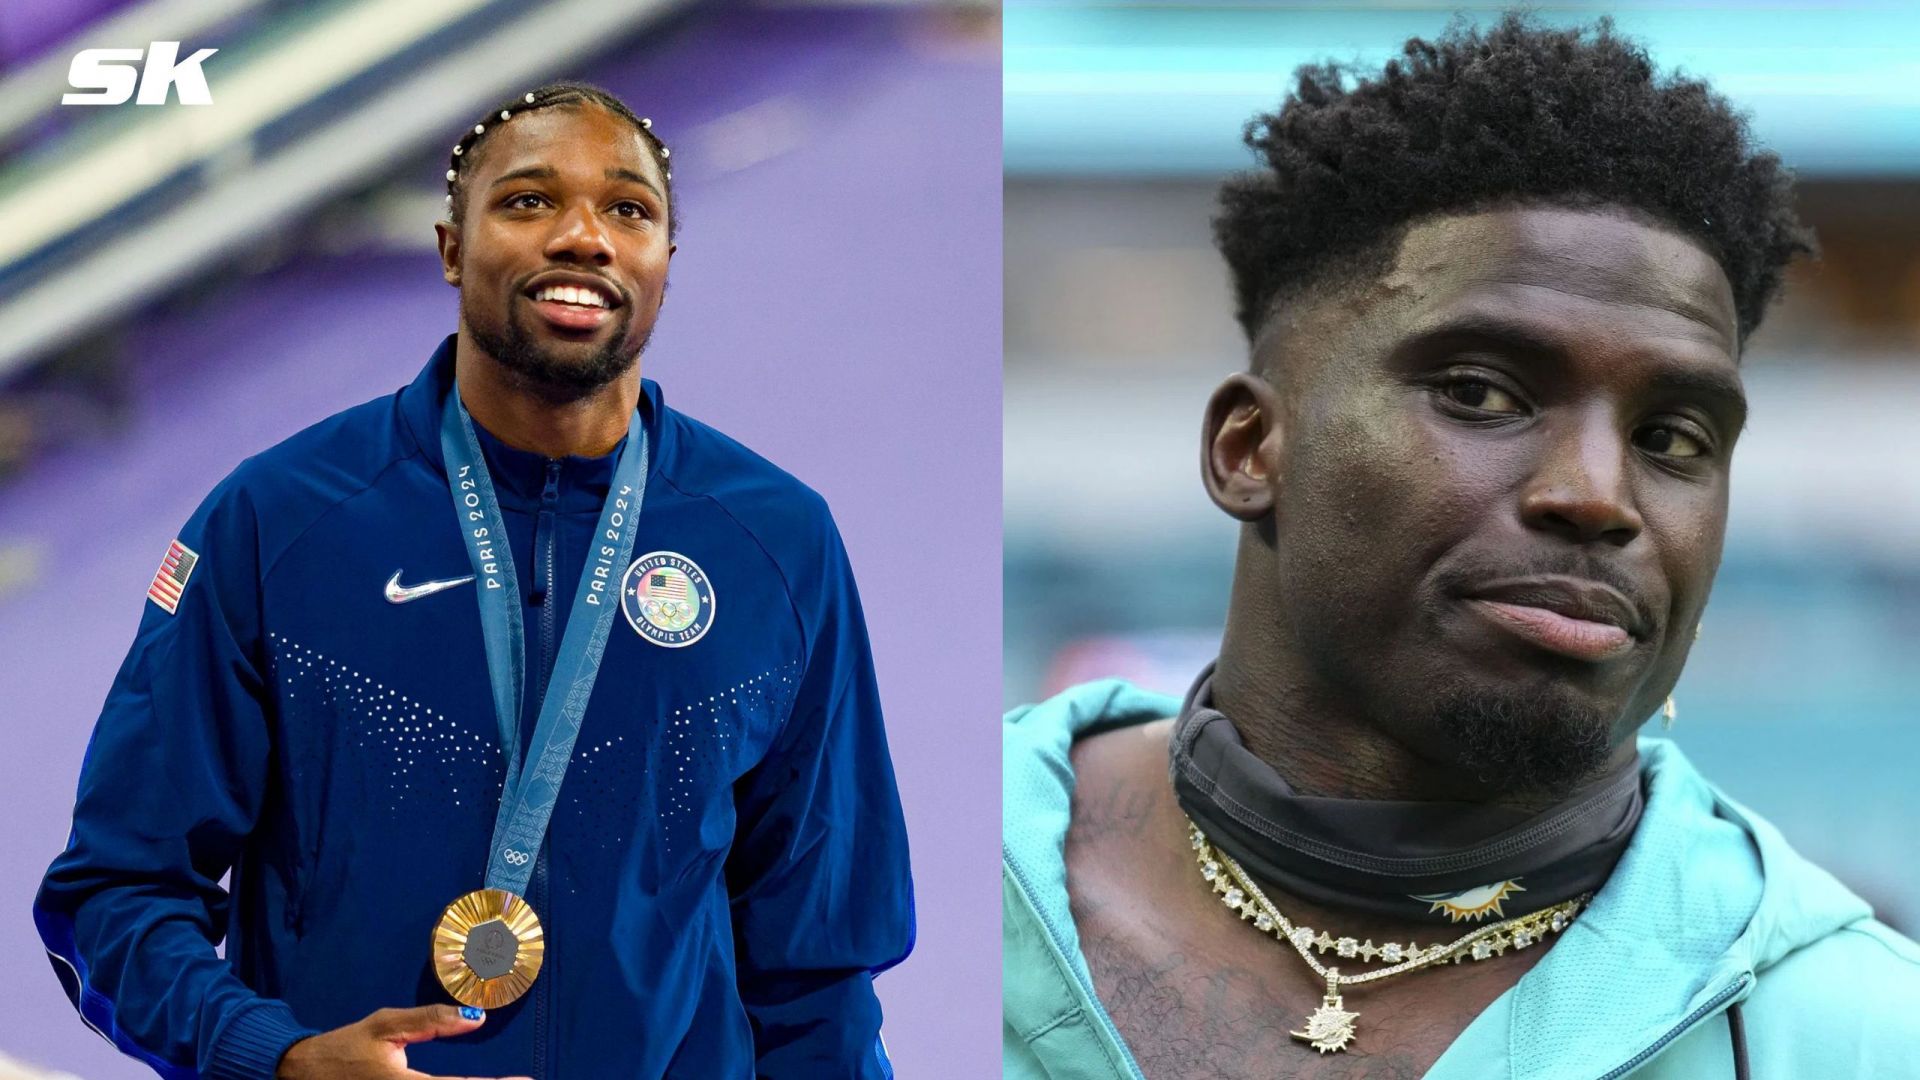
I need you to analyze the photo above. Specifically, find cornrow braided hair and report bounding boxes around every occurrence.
[443,80,677,238]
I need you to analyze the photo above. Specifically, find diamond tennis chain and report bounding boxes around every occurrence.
[1188,817,1588,1053]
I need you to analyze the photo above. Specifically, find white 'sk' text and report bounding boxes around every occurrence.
[63,42,218,105]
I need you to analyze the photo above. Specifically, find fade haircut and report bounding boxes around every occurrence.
[1213,14,1813,353]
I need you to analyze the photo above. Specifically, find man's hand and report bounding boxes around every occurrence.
[275,1004,533,1080]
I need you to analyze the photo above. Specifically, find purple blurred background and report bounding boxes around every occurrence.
[0,0,126,68]
[0,5,1002,1077]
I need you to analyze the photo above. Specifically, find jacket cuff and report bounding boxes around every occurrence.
[205,1000,320,1080]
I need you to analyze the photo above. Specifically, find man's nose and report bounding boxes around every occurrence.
[1518,405,1644,547]
[544,202,614,265]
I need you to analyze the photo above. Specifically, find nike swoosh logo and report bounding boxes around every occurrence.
[384,570,476,604]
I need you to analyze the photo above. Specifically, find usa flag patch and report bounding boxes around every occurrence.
[147,539,199,614]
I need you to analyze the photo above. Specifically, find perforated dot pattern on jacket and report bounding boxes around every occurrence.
[560,660,802,856]
[267,633,502,814]
[660,659,802,851]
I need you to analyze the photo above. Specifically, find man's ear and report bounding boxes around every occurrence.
[1202,372,1287,522]
[435,219,461,287]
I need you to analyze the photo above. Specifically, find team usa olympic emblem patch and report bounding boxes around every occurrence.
[621,551,715,648]
[147,538,199,614]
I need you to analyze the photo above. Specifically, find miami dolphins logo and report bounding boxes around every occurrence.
[622,551,715,647]
[1411,879,1526,922]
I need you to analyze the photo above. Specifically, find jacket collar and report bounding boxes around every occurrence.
[1424,740,1749,1078]
[398,333,669,512]
[1002,680,1177,1080]
[1432,739,1870,1080]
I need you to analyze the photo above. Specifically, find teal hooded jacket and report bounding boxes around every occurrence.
[1004,680,1920,1079]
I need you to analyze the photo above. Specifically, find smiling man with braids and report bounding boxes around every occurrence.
[37,82,913,1079]
[1004,16,1920,1080]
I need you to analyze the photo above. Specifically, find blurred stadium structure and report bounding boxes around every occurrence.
[0,0,1000,1076]
[1005,2,1920,934]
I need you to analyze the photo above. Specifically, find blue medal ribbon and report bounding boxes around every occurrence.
[440,381,649,899]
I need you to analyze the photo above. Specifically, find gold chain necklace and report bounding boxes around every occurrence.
[1187,817,1588,1054]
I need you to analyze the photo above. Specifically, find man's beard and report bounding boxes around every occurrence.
[1419,676,1617,796]
[465,294,649,405]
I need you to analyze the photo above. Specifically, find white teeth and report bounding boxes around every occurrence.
[534,284,608,308]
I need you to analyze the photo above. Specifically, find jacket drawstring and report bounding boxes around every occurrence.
[1727,1002,1750,1080]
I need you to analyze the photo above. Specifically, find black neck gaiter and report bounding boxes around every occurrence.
[1170,662,1642,925]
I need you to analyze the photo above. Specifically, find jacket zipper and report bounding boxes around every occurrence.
[530,460,560,1080]
[1004,847,1144,1077]
[1596,973,1752,1079]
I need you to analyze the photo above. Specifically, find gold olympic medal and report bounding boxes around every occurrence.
[432,887,545,1008]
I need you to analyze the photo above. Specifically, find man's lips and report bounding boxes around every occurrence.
[1460,578,1644,663]
[1466,599,1633,661]
[520,270,623,334]
[526,294,613,333]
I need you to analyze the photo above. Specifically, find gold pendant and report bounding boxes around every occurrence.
[1290,973,1359,1053]
[432,887,545,1008]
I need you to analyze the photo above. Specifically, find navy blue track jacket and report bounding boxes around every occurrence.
[34,336,915,1079]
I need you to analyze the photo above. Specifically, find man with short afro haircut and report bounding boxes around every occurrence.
[1005,14,1920,1080]
[1215,16,1813,353]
